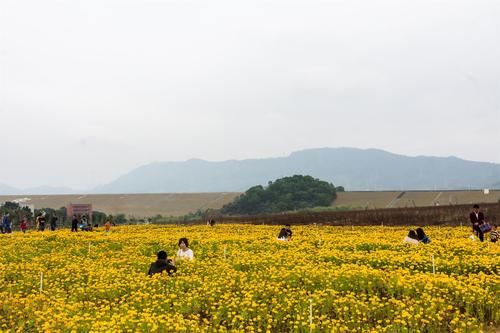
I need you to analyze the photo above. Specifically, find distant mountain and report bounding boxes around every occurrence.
[0,184,77,195]
[0,183,21,195]
[93,148,500,193]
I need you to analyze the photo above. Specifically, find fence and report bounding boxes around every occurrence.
[183,203,500,226]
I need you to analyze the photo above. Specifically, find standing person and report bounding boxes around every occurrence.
[148,250,177,276]
[490,225,498,243]
[20,218,28,233]
[50,215,58,231]
[176,238,194,260]
[469,204,485,242]
[104,220,111,232]
[38,212,46,231]
[2,213,11,233]
[71,215,79,232]
[416,227,431,244]
[277,224,293,240]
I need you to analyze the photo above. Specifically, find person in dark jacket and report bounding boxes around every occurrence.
[148,250,177,276]
[71,215,79,232]
[416,228,431,244]
[469,204,485,242]
[277,224,293,240]
[50,215,58,231]
[38,213,46,231]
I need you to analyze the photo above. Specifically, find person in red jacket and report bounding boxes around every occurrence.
[469,204,485,242]
[20,218,28,233]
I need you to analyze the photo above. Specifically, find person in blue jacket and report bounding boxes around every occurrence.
[2,213,11,233]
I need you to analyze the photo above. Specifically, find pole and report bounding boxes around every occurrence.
[309,298,313,333]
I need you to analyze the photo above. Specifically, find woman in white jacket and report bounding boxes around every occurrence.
[176,237,194,260]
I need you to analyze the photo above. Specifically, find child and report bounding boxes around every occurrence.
[490,225,498,243]
[20,218,28,233]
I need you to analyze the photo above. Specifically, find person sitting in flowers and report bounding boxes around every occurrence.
[176,238,194,261]
[416,227,431,244]
[148,250,177,276]
[277,224,293,241]
[490,225,498,243]
[403,230,419,245]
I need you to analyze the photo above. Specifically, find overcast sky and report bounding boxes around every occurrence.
[1,0,499,189]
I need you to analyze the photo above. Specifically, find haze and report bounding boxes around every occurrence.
[1,0,499,190]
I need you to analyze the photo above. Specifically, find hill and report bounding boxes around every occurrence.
[1,190,498,218]
[93,148,500,193]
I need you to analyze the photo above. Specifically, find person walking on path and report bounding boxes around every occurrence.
[469,204,485,242]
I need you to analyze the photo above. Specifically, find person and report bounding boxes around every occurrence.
[277,224,293,240]
[2,213,11,234]
[104,220,111,232]
[490,225,498,243]
[148,250,177,276]
[469,204,485,242]
[80,216,88,231]
[38,212,46,231]
[176,238,194,260]
[403,230,419,245]
[416,227,431,244]
[20,218,28,233]
[50,215,58,231]
[71,215,78,232]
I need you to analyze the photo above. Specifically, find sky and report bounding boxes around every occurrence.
[1,0,499,190]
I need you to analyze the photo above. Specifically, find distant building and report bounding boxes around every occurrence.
[67,203,93,222]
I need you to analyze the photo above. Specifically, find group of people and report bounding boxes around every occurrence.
[70,214,113,232]
[148,238,194,276]
[402,204,499,245]
[0,212,115,233]
[470,204,498,242]
[0,212,56,233]
[149,225,296,277]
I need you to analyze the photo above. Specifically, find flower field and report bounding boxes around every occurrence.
[0,225,498,332]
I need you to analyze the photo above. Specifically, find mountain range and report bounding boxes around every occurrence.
[2,148,500,194]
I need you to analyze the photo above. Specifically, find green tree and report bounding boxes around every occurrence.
[221,175,339,215]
